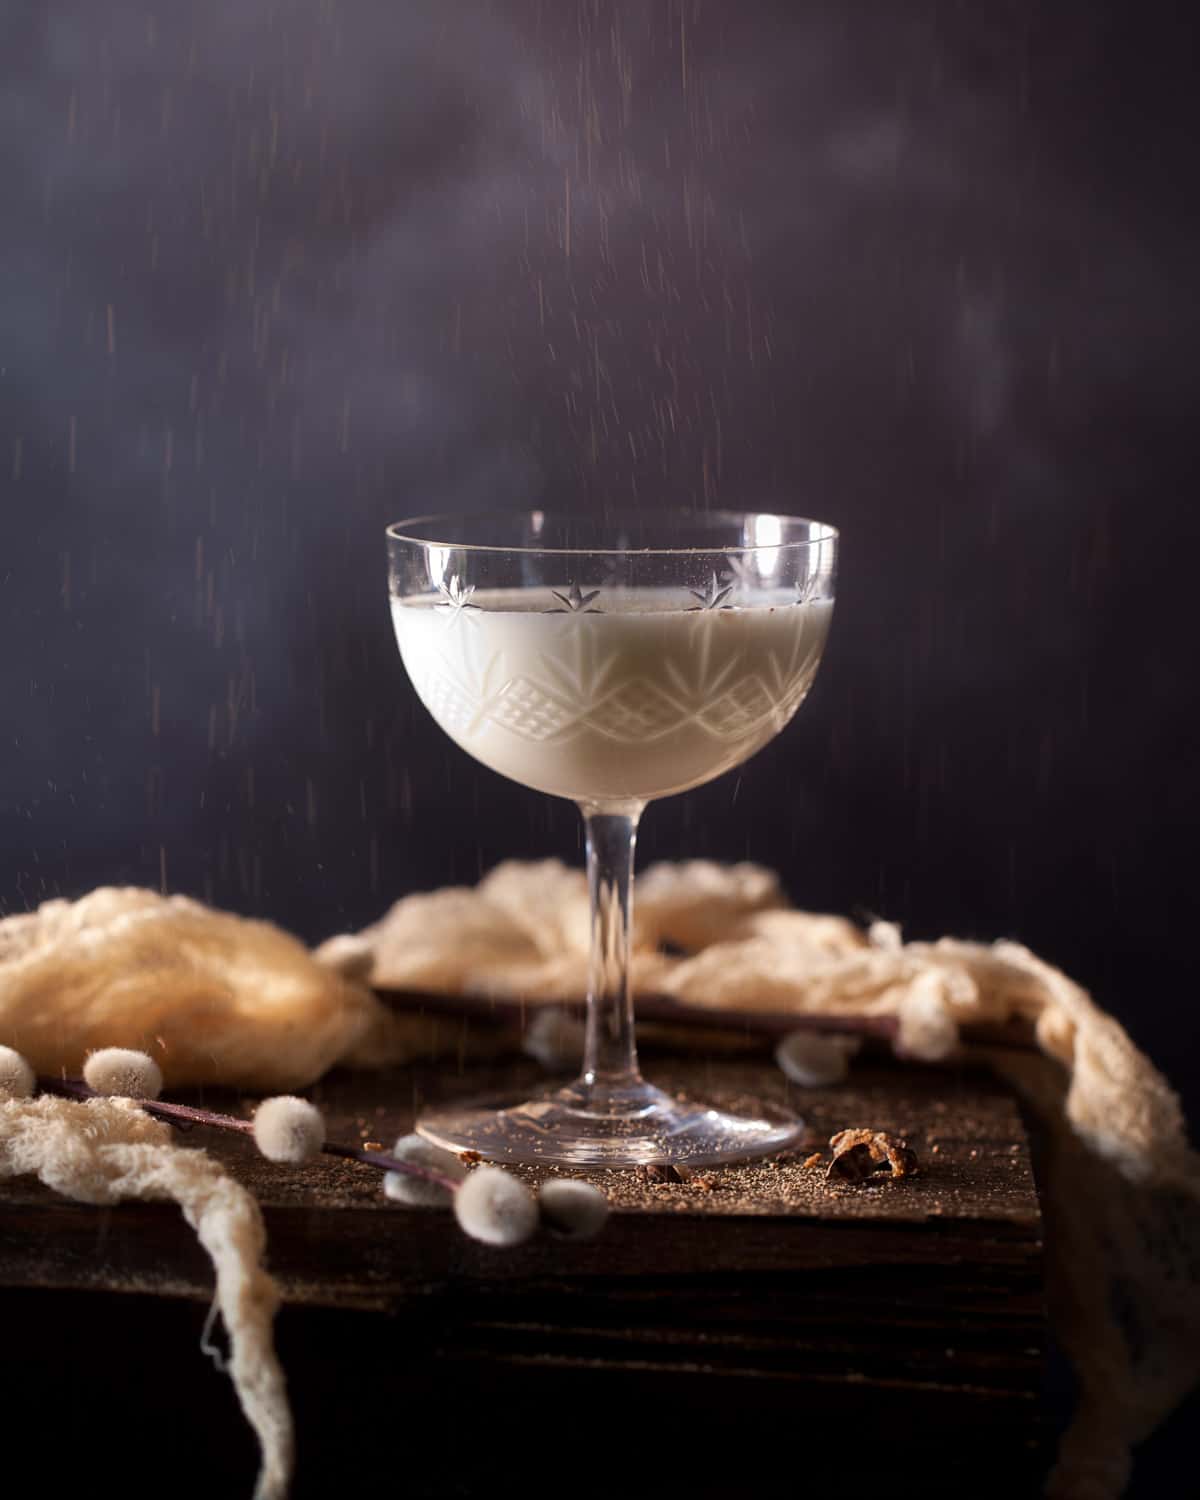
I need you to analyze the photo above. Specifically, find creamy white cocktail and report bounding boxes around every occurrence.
[392,586,832,804]
[386,511,839,1168]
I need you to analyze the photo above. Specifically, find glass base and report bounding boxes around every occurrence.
[416,1079,804,1168]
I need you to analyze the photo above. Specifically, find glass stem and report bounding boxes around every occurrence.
[578,803,643,1094]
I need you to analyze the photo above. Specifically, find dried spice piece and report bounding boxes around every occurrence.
[881,1138,919,1179]
[457,1149,483,1164]
[826,1139,881,1183]
[803,1152,824,1170]
[829,1127,880,1156]
[826,1129,918,1184]
[637,1162,683,1184]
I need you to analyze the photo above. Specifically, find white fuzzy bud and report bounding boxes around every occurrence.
[82,1047,163,1100]
[522,1007,587,1070]
[382,1133,459,1206]
[774,1030,860,1088]
[0,1046,36,1100]
[454,1165,539,1247]
[537,1177,609,1239]
[252,1095,326,1163]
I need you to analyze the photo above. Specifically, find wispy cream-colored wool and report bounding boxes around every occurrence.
[337,859,676,1005]
[479,859,592,960]
[335,882,546,992]
[635,859,787,951]
[0,887,383,1090]
[312,932,376,981]
[0,1093,291,1500]
[353,863,1195,1197]
[990,1045,1200,1500]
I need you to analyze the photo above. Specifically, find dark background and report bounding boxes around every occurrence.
[2,1,1197,1103]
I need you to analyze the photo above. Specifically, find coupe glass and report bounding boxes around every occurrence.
[386,510,838,1166]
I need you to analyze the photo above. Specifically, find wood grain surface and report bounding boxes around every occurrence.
[0,1053,1048,1497]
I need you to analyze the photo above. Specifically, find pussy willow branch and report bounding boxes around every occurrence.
[37,1076,461,1193]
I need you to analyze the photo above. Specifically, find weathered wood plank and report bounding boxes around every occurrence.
[0,1058,1040,1301]
[0,1055,1047,1496]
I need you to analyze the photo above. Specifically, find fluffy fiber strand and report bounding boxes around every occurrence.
[0,1091,292,1500]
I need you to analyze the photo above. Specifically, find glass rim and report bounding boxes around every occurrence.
[385,508,838,557]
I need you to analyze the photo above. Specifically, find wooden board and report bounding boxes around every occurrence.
[0,1056,1041,1292]
[0,1054,1047,1497]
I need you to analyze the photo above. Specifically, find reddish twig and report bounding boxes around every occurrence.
[37,1075,460,1194]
